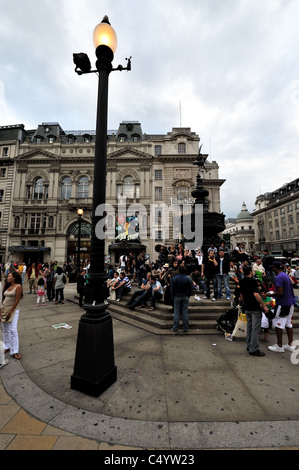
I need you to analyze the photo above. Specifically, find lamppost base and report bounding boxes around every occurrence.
[71,313,117,397]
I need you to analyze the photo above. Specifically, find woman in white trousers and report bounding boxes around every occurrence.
[1,271,23,360]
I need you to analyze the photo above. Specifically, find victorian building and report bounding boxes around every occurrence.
[0,121,225,265]
[252,178,299,257]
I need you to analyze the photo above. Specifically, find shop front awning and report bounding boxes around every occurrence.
[9,246,51,252]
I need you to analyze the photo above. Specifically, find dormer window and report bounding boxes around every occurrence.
[132,134,140,142]
[83,134,91,143]
[48,135,56,144]
[118,134,127,142]
[35,136,43,144]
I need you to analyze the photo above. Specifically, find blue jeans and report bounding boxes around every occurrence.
[205,275,217,299]
[173,295,189,332]
[127,288,151,307]
[216,274,231,298]
[245,309,262,353]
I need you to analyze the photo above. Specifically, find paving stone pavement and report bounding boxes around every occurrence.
[1,280,299,451]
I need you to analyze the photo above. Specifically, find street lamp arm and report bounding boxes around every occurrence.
[74,55,132,75]
[112,56,132,72]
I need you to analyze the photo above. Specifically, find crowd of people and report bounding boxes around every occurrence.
[1,245,298,365]
[0,259,75,366]
[1,260,71,305]
[105,243,299,340]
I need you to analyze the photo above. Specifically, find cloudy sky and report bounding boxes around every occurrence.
[1,0,298,218]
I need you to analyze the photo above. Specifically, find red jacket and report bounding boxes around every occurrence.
[28,267,39,279]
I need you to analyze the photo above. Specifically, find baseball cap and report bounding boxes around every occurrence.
[270,261,282,269]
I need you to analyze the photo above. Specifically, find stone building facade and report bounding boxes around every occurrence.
[0,121,225,265]
[252,178,299,257]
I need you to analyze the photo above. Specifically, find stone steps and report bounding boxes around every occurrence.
[108,294,299,335]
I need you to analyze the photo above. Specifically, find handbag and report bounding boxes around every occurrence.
[232,311,247,338]
[1,305,16,323]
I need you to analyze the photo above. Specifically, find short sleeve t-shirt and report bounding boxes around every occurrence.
[239,276,260,310]
[274,272,295,306]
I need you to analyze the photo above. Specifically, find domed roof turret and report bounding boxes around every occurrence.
[236,202,253,221]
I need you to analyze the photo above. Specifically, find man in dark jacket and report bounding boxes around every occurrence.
[262,249,275,282]
[202,250,218,301]
[216,250,231,300]
[170,265,193,334]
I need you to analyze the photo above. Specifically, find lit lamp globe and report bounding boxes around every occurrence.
[93,16,117,61]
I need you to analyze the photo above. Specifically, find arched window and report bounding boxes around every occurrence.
[117,175,140,199]
[177,185,189,201]
[123,176,134,198]
[61,176,72,199]
[33,178,48,200]
[77,176,89,199]
[69,221,92,238]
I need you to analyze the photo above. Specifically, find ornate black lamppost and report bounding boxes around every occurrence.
[76,208,83,272]
[71,16,131,396]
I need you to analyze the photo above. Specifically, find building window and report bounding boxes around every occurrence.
[155,170,162,180]
[177,185,189,201]
[48,136,56,143]
[61,176,72,199]
[0,168,6,178]
[33,178,48,200]
[118,134,127,142]
[117,176,139,199]
[155,230,163,241]
[2,147,8,157]
[0,189,4,202]
[123,176,134,198]
[154,145,162,156]
[29,213,42,234]
[178,143,186,154]
[77,176,89,199]
[155,187,163,201]
[14,216,20,228]
[155,207,162,224]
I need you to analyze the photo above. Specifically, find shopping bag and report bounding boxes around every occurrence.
[109,290,116,301]
[0,332,9,369]
[232,311,247,338]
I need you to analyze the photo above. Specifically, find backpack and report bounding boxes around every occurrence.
[62,274,66,284]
